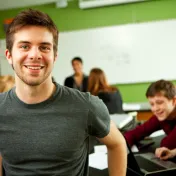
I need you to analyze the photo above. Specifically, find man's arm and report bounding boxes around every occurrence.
[98,120,127,176]
[160,126,176,149]
[124,115,160,147]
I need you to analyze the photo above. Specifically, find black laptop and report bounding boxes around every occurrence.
[126,138,176,176]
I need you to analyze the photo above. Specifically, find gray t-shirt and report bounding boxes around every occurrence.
[0,83,110,176]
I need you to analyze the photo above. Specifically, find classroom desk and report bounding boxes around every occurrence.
[89,135,164,176]
[137,111,153,121]
[123,102,152,121]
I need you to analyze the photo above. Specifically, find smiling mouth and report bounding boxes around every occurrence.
[156,112,164,116]
[24,66,44,70]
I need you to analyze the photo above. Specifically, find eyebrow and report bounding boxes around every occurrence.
[40,42,52,46]
[17,41,52,46]
[17,41,30,44]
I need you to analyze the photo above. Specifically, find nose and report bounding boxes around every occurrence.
[28,47,42,60]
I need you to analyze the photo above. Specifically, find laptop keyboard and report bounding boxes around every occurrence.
[135,156,165,172]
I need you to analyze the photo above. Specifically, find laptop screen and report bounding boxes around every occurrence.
[125,136,142,174]
[125,136,176,175]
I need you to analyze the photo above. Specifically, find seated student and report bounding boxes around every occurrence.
[124,79,176,150]
[64,57,88,92]
[88,68,124,114]
[155,147,176,160]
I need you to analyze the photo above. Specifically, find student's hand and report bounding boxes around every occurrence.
[155,147,174,160]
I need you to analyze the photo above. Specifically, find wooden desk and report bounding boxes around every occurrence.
[137,111,153,121]
[123,102,152,121]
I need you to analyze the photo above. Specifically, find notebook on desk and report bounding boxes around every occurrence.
[126,138,176,176]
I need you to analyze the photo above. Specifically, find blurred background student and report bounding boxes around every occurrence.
[88,68,124,114]
[0,75,15,93]
[124,79,176,150]
[64,57,88,92]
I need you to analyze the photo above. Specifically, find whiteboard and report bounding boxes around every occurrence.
[53,19,176,85]
[0,39,14,76]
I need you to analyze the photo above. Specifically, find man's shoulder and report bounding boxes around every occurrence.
[57,84,105,110]
[0,91,9,98]
[0,90,11,105]
[59,84,90,102]
[0,92,5,99]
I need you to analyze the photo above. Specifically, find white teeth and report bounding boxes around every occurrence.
[26,66,42,70]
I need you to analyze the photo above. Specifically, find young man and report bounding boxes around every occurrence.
[0,9,127,176]
[64,57,88,92]
[124,79,176,150]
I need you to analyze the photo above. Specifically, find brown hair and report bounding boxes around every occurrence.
[146,79,176,99]
[6,9,59,57]
[0,75,15,93]
[88,68,117,96]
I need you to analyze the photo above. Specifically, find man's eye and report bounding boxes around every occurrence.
[20,45,29,49]
[40,46,50,51]
[157,101,163,105]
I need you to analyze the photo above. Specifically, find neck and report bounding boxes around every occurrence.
[15,76,56,104]
[74,72,83,77]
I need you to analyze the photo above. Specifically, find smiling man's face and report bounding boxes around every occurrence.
[148,93,176,121]
[6,25,57,86]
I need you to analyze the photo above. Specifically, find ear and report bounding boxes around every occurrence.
[54,53,58,62]
[172,96,176,105]
[5,49,13,65]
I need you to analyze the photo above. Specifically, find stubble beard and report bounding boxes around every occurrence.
[11,63,51,87]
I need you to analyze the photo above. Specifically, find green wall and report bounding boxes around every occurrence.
[0,0,176,102]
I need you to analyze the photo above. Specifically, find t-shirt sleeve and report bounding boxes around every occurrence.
[87,95,110,138]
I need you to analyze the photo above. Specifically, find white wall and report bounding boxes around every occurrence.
[0,39,13,76]
[53,19,176,85]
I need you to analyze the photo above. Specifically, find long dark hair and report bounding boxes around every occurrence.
[88,68,117,96]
